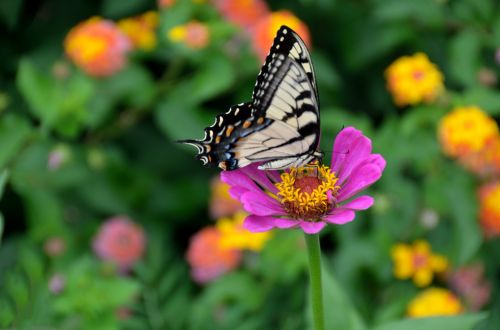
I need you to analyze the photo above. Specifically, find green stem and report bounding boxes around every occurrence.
[305,233,325,330]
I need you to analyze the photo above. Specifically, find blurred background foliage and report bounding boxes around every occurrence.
[0,0,500,329]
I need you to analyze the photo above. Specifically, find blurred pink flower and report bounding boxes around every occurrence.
[448,263,491,311]
[44,236,66,257]
[93,216,146,270]
[221,127,386,234]
[186,227,241,284]
[49,274,65,294]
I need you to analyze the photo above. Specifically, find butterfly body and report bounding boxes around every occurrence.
[179,25,321,171]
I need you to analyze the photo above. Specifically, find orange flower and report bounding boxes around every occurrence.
[214,0,269,29]
[478,182,500,238]
[385,53,444,106]
[209,177,243,219]
[118,11,160,51]
[459,137,500,178]
[251,11,311,61]
[186,227,241,284]
[438,106,499,159]
[407,288,463,318]
[167,21,210,49]
[64,17,131,77]
[158,0,175,8]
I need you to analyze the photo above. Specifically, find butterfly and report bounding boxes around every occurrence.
[179,25,322,171]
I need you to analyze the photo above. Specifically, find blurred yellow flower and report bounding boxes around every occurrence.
[167,21,210,49]
[385,53,444,106]
[118,11,160,51]
[251,10,311,61]
[478,182,500,238]
[407,288,463,318]
[217,211,272,252]
[391,240,448,287]
[64,17,131,77]
[438,106,499,159]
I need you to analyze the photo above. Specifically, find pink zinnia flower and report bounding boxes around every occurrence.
[93,216,146,270]
[221,127,386,234]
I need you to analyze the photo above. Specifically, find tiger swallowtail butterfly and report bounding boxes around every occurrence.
[179,25,322,171]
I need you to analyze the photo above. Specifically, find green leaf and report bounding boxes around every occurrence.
[448,29,481,88]
[189,55,236,103]
[0,169,8,200]
[0,0,23,29]
[372,313,486,330]
[373,0,444,28]
[17,59,94,137]
[306,265,366,330]
[0,114,31,169]
[22,190,64,242]
[17,59,59,124]
[0,213,3,246]
[155,96,208,141]
[458,87,500,115]
[100,0,147,18]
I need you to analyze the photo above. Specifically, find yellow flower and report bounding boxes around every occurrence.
[385,53,444,106]
[478,182,500,238]
[438,106,499,159]
[407,288,463,318]
[167,21,210,49]
[391,240,448,287]
[216,211,272,252]
[118,11,160,51]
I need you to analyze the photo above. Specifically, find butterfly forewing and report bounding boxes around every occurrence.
[179,25,321,171]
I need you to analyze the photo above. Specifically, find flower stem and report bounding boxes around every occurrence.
[305,233,325,330]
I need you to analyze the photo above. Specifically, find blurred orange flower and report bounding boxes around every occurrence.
[214,0,269,29]
[251,11,311,61]
[158,0,175,8]
[438,106,499,159]
[391,240,448,287]
[385,53,444,106]
[93,216,146,270]
[478,182,500,238]
[407,288,463,318]
[209,177,243,219]
[118,11,160,51]
[64,17,131,77]
[459,137,500,178]
[186,227,241,284]
[167,21,210,49]
[216,211,272,252]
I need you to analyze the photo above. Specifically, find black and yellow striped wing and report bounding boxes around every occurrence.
[179,25,322,171]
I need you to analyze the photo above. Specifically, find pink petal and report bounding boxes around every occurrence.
[241,164,279,194]
[337,159,385,202]
[221,170,259,194]
[330,127,364,171]
[324,209,356,224]
[241,191,285,216]
[332,132,373,185]
[243,215,276,232]
[299,221,326,234]
[340,195,374,210]
[274,218,298,229]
